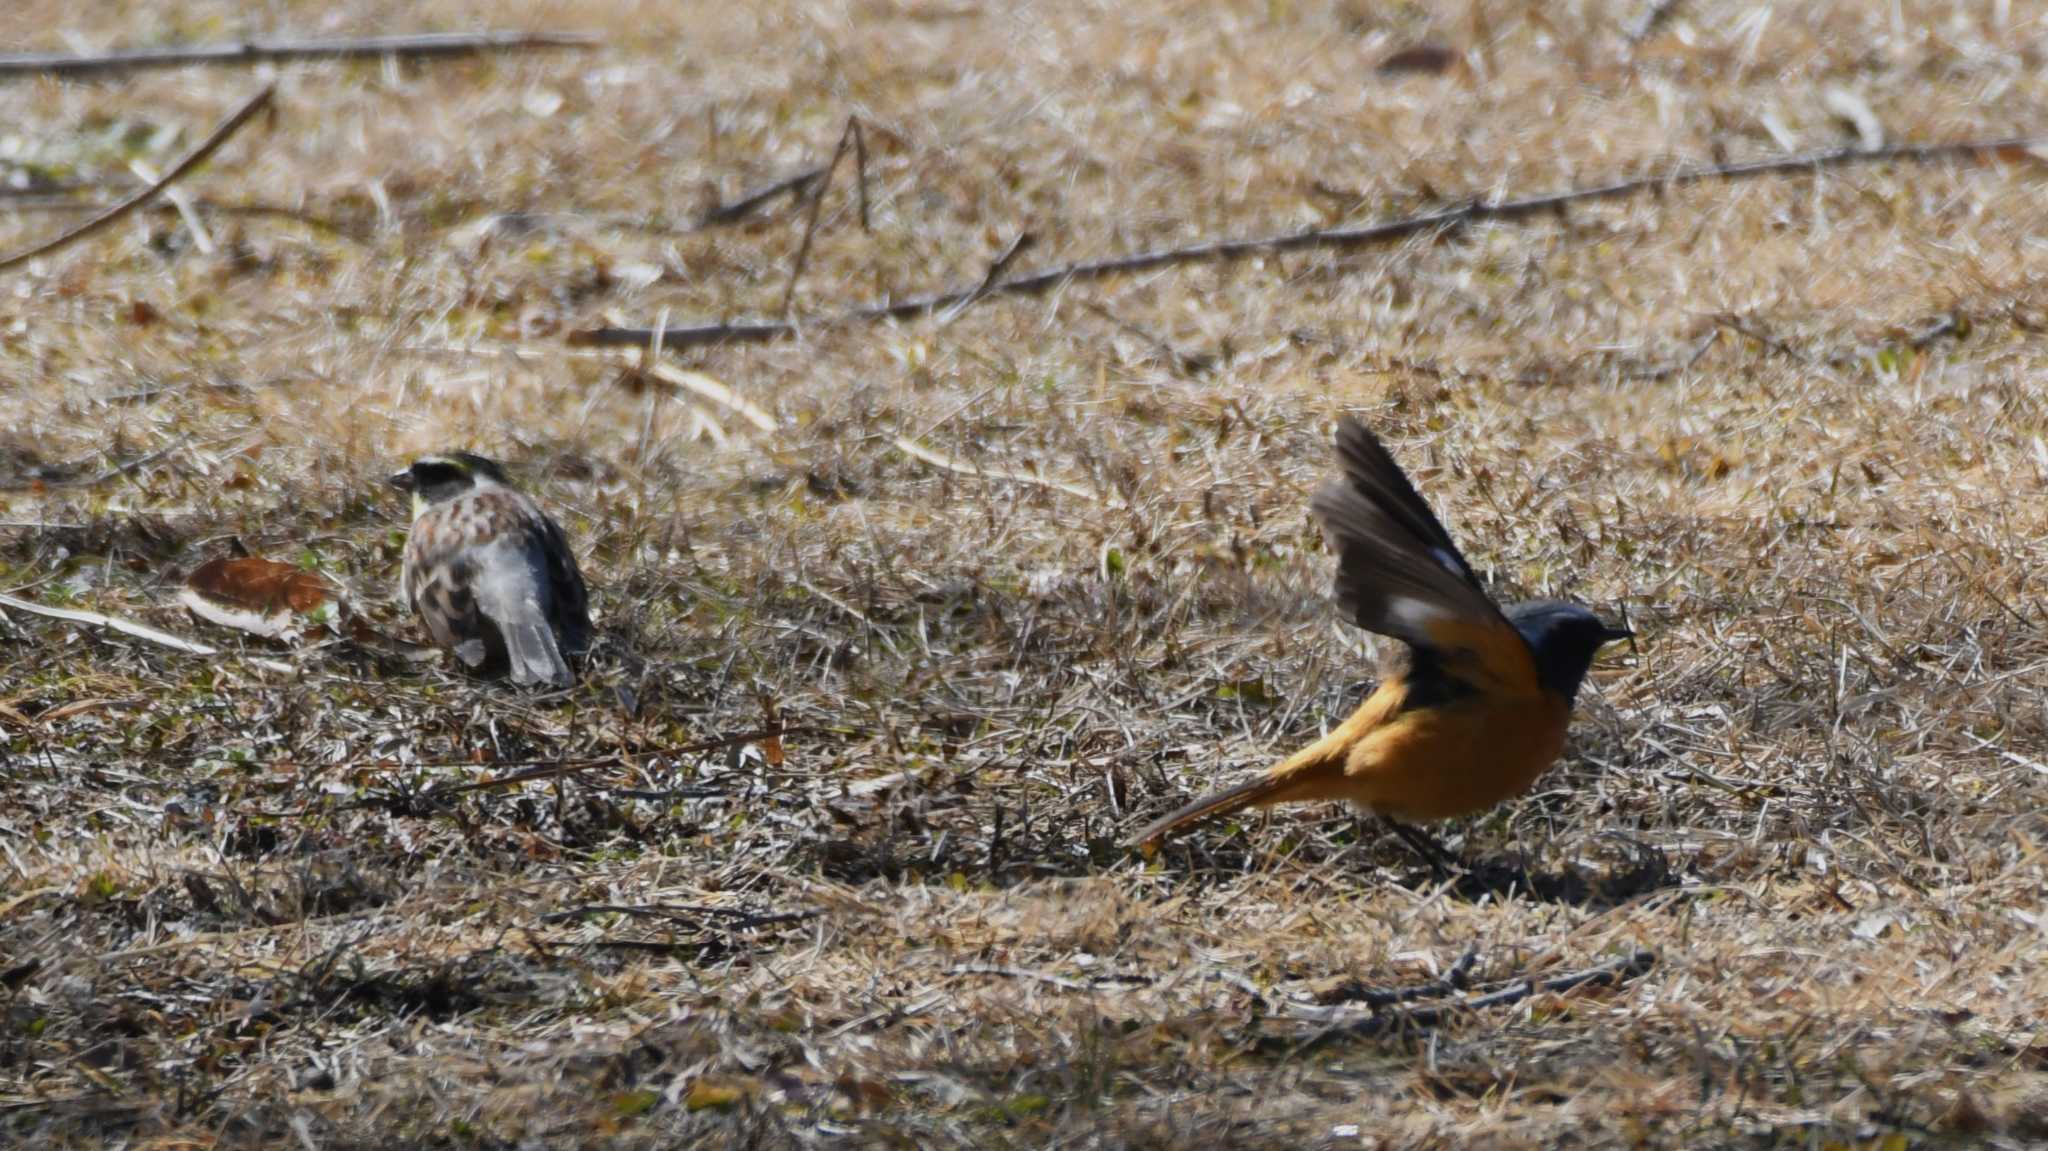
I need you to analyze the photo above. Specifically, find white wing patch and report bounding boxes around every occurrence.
[1386,595,1453,632]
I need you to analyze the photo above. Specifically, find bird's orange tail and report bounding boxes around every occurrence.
[1129,728,1359,848]
[1128,773,1300,847]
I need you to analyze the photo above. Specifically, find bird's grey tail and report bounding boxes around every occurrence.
[500,619,571,687]
[474,537,575,688]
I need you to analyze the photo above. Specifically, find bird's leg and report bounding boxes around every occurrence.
[1383,817,1460,878]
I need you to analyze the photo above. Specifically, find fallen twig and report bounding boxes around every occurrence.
[1289,950,1657,1037]
[0,439,188,491]
[0,85,274,274]
[700,165,826,227]
[947,963,1153,992]
[0,193,375,243]
[571,136,2046,351]
[1322,947,1480,1009]
[1079,299,1216,375]
[891,433,1116,506]
[0,32,594,79]
[0,592,219,657]
[937,231,1036,325]
[541,904,819,930]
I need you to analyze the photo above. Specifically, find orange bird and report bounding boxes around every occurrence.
[1132,417,1633,864]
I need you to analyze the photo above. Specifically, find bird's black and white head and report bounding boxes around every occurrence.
[388,452,511,518]
[1506,600,1634,705]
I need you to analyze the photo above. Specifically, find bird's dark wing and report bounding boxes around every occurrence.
[1311,417,1538,693]
[1328,416,1483,590]
[534,511,591,658]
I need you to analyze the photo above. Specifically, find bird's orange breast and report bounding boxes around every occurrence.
[1343,689,1572,821]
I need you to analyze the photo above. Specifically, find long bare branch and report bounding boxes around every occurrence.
[0,85,274,274]
[0,32,594,79]
[571,136,2045,352]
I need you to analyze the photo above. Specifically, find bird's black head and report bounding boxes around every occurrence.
[1505,600,1634,705]
[387,452,512,511]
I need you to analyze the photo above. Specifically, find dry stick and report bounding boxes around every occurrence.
[0,439,188,492]
[1330,946,1480,1009]
[571,135,2047,352]
[1292,950,1658,1038]
[700,165,827,226]
[778,117,872,317]
[0,31,594,78]
[0,194,373,242]
[937,231,1036,325]
[0,592,218,657]
[947,963,1153,992]
[0,85,274,274]
[540,904,819,929]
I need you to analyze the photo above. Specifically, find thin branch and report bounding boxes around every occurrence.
[946,963,1153,992]
[571,135,2047,351]
[1323,947,1479,1009]
[0,85,274,274]
[1079,299,1216,375]
[1291,950,1658,1038]
[937,231,1036,325]
[779,117,873,318]
[540,904,819,929]
[0,32,595,79]
[0,439,188,491]
[700,165,826,227]
[0,193,375,242]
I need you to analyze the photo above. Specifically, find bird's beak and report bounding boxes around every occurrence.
[387,469,416,493]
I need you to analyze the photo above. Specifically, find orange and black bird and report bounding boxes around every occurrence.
[1132,416,1633,863]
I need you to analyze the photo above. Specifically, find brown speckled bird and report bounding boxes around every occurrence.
[389,452,590,687]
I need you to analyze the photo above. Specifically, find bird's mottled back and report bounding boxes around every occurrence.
[389,452,590,687]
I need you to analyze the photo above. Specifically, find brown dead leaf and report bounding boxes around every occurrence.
[1378,43,1457,75]
[180,555,347,640]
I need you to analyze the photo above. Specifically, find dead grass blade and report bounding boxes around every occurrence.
[891,433,1118,506]
[0,592,219,656]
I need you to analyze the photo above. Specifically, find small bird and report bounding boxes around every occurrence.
[389,452,591,687]
[1132,417,1633,862]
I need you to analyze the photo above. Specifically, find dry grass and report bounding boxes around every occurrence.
[5,1,2048,1146]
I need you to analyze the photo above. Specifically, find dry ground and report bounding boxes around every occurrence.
[5,1,2048,1147]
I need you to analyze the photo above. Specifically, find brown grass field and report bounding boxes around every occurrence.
[5,1,2048,1146]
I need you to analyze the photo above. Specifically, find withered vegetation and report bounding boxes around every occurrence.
[4,1,2048,1147]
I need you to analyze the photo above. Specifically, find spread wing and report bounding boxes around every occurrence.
[1311,416,1538,694]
